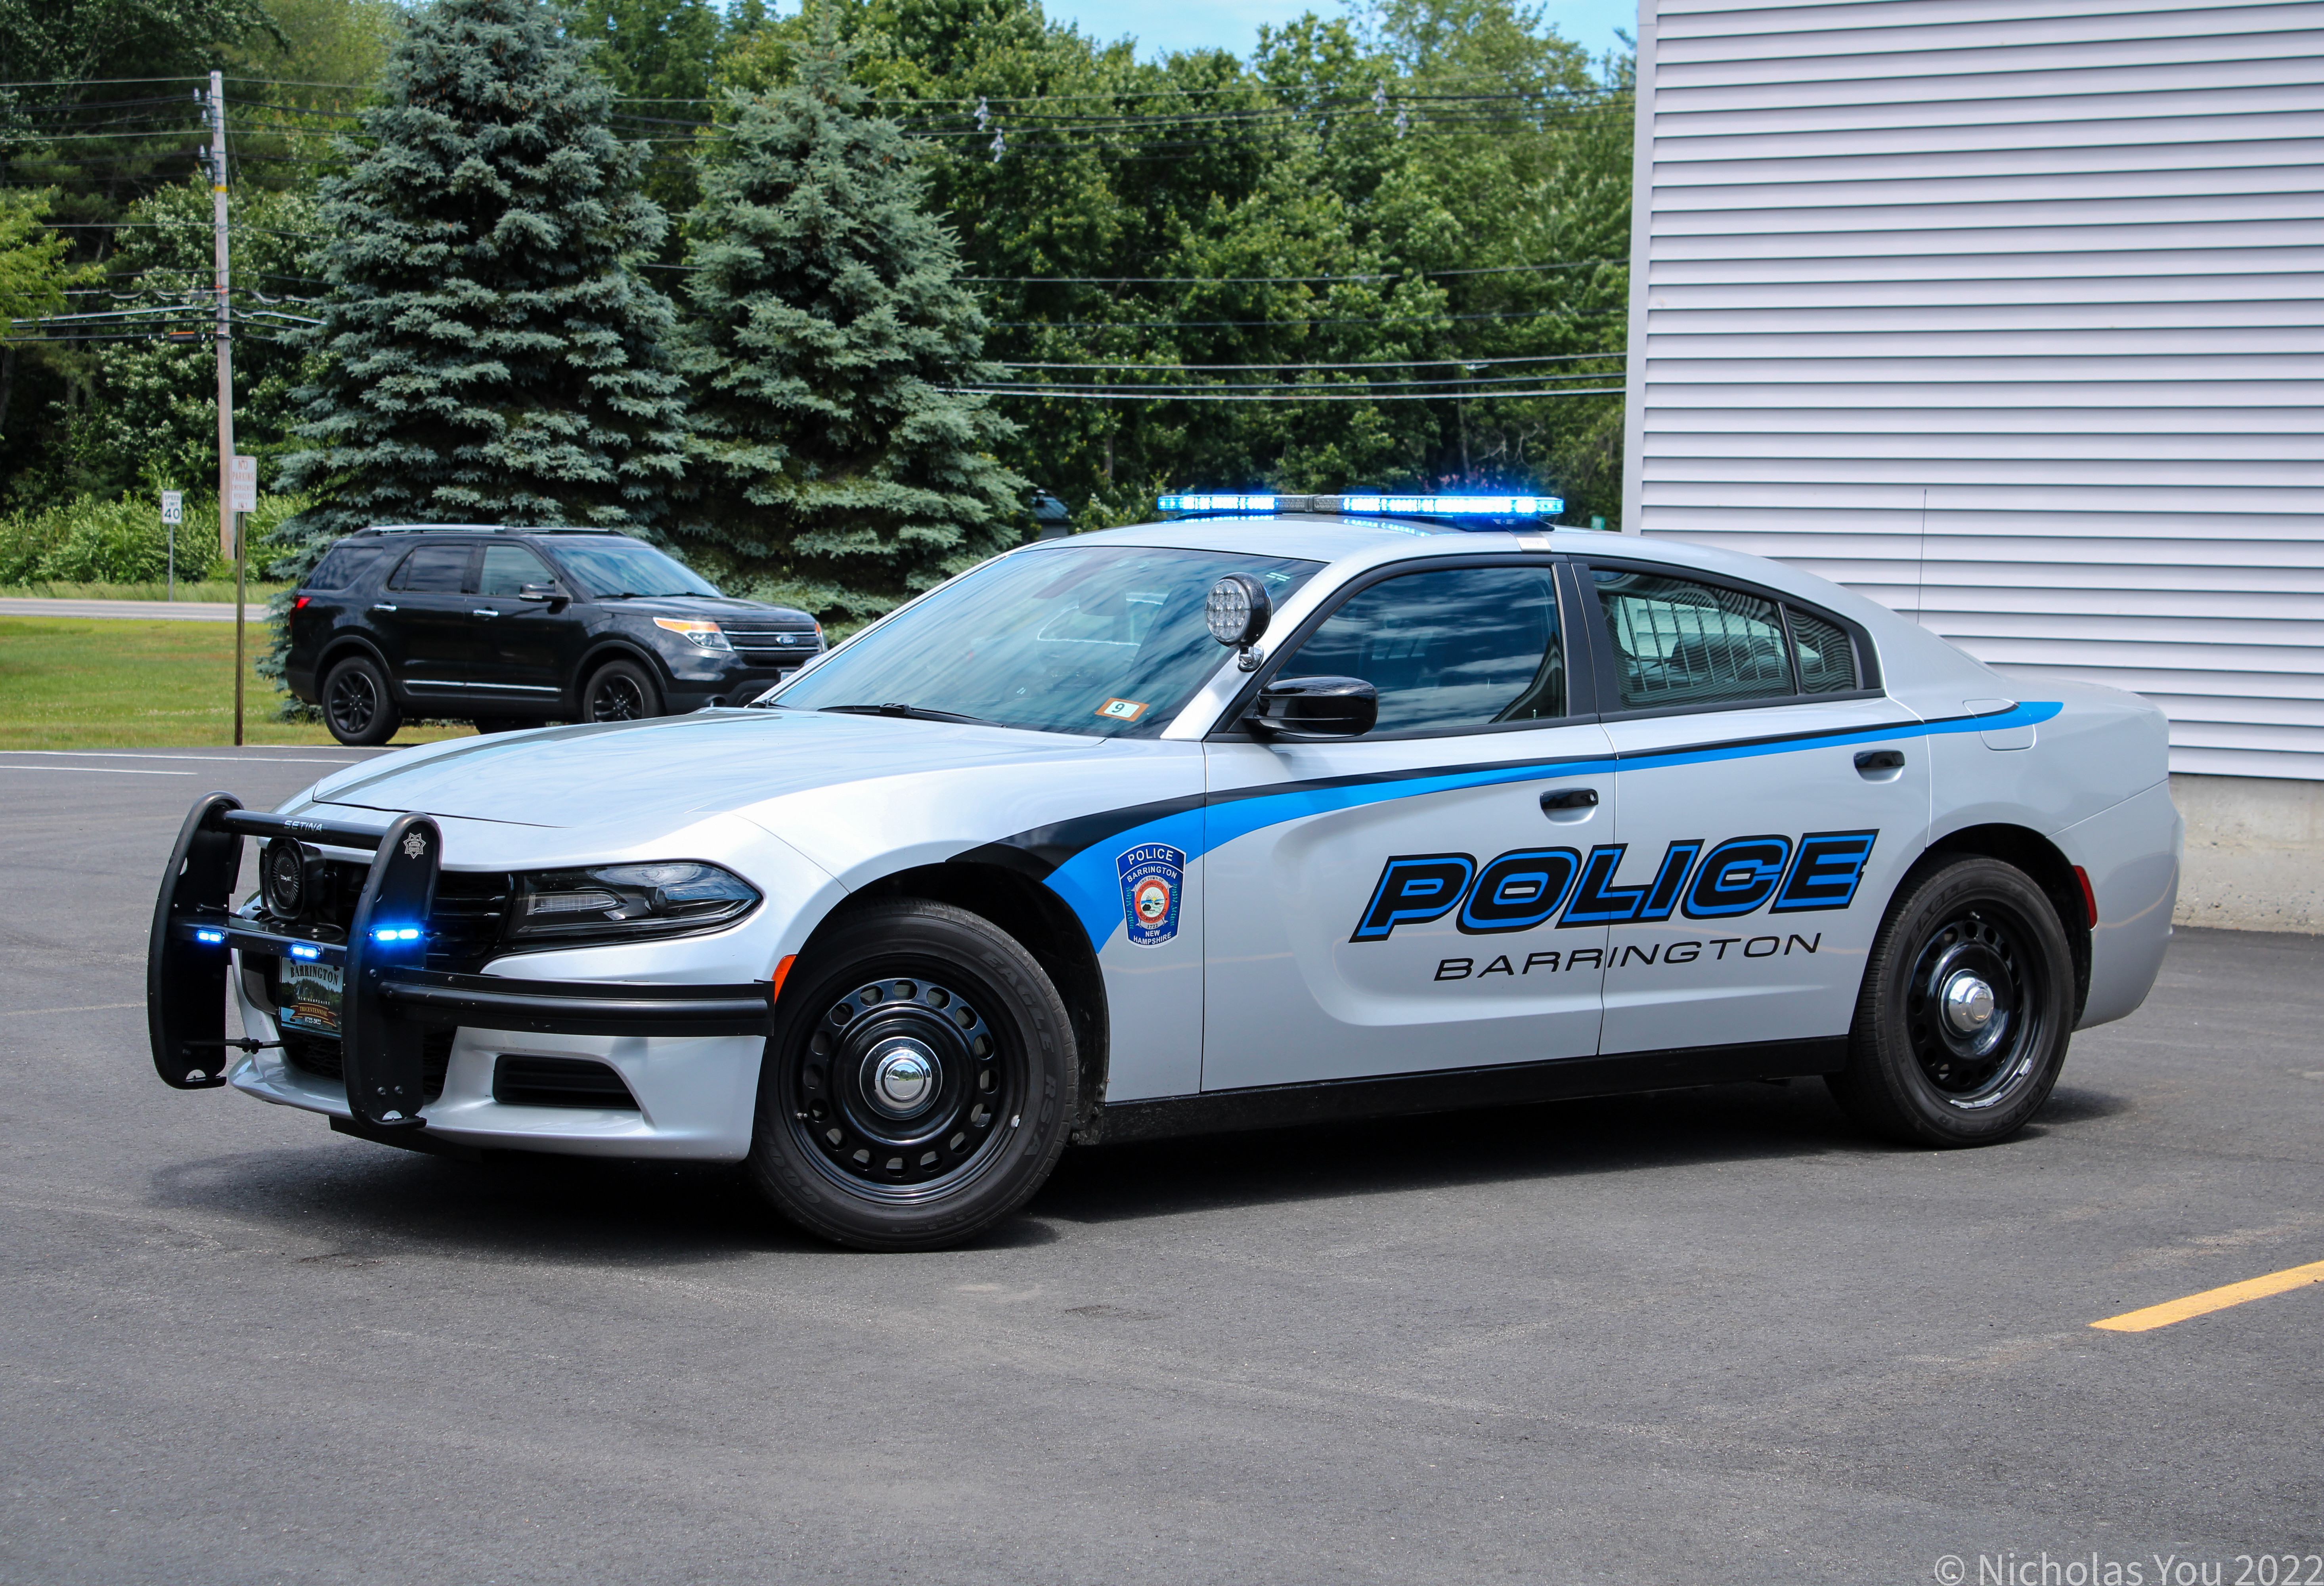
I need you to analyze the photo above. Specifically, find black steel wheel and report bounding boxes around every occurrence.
[748,899,1077,1251]
[321,655,402,747]
[581,659,660,722]
[1828,856,2075,1147]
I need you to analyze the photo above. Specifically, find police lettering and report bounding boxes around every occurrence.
[1352,832,1876,942]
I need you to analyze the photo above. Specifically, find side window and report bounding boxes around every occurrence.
[1787,605,1861,694]
[306,541,386,591]
[1282,565,1564,734]
[387,544,474,594]
[479,544,554,597]
[1592,569,1793,710]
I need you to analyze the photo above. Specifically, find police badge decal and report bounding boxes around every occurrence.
[1116,843,1186,948]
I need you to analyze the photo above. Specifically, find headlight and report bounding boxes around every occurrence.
[510,861,761,943]
[653,617,732,651]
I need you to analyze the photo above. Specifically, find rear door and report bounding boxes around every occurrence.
[376,541,479,707]
[1201,558,1614,1091]
[1579,561,1932,1057]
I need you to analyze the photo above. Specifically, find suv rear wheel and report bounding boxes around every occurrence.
[581,658,660,722]
[322,655,402,747]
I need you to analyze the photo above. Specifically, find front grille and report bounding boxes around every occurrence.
[719,620,820,661]
[492,1055,639,1110]
[283,1028,453,1101]
[425,870,512,973]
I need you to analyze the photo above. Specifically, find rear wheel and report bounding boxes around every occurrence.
[322,655,401,747]
[581,659,660,722]
[747,900,1077,1251]
[1827,856,2074,1147]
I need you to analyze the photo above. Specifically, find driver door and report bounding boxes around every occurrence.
[1201,559,1614,1092]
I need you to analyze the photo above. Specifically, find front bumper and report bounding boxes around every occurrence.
[151,794,775,1151]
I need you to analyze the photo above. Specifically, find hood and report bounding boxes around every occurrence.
[293,708,1101,831]
[603,594,813,621]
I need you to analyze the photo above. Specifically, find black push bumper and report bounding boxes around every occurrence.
[148,793,771,1132]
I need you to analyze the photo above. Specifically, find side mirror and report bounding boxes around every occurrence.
[1247,675,1378,741]
[517,581,568,610]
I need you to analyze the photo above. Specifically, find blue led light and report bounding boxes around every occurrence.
[193,928,226,945]
[371,925,422,943]
[1158,493,1277,514]
[289,942,320,961]
[1340,494,1563,517]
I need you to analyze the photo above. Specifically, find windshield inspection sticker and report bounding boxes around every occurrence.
[1094,697,1150,723]
[1117,843,1185,947]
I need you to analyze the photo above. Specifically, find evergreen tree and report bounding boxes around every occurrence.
[673,37,1027,622]
[271,0,688,577]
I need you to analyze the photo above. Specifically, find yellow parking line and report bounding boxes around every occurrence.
[2091,1258,2324,1332]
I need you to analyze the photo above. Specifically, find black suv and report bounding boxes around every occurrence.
[283,526,824,745]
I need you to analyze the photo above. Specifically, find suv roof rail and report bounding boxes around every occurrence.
[356,524,627,536]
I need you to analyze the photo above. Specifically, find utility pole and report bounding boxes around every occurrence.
[205,71,244,746]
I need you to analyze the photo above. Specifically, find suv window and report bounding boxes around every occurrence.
[307,541,388,591]
[1284,565,1564,734]
[479,544,554,597]
[387,544,475,594]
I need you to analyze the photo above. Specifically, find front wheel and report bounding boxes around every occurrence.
[1827,856,2075,1147]
[580,658,661,722]
[747,900,1077,1251]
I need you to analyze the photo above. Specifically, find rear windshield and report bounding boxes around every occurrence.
[770,543,1322,737]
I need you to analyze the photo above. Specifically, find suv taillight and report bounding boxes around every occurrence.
[293,596,310,612]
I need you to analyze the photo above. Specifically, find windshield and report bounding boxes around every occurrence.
[770,543,1322,736]
[546,538,721,599]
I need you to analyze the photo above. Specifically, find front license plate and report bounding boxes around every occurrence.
[280,960,344,1037]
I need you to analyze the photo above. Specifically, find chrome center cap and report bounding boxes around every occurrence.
[1940,971,1997,1035]
[865,1039,937,1117]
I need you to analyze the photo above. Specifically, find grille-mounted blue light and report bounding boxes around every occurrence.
[289,942,321,961]
[1158,492,1564,520]
[193,928,226,945]
[371,925,422,943]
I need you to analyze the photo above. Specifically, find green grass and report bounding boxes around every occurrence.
[0,580,293,602]
[0,615,476,749]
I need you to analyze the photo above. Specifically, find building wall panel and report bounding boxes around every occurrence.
[1623,0,2324,778]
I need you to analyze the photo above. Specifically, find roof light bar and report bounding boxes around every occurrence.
[1158,492,1565,520]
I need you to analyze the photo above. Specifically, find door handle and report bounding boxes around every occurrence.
[1854,749,1905,776]
[1540,787,1600,812]
[472,609,500,619]
[370,603,397,613]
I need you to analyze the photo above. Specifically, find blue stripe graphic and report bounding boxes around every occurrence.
[1044,701,2061,950]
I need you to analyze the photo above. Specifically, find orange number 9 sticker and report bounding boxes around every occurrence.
[1094,697,1150,722]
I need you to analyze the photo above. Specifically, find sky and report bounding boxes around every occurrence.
[1039,0,1637,63]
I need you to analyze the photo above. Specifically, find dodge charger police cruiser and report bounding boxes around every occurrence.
[147,494,2181,1250]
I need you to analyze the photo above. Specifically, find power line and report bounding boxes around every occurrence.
[957,385,1624,402]
[962,259,1617,284]
[1001,350,1623,371]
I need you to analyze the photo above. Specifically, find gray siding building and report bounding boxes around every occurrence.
[1620,0,2324,925]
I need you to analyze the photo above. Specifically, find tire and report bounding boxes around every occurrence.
[747,899,1078,1251]
[580,658,661,722]
[1827,856,2075,1148]
[321,655,402,747]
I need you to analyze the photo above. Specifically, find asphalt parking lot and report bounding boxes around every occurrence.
[3,747,2319,1585]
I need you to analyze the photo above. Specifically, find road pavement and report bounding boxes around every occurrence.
[2,747,2318,1584]
[0,597,267,623]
